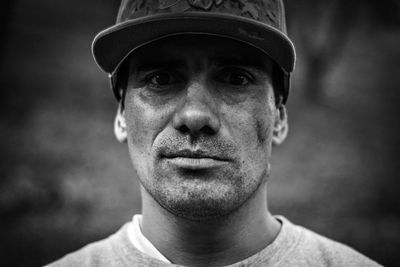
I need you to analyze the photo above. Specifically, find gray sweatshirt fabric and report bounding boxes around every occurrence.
[46,216,381,267]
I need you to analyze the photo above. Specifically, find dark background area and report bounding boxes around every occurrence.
[0,1,399,266]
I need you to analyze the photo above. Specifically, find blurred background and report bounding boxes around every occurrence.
[0,0,399,266]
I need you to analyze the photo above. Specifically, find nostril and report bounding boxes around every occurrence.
[177,123,216,136]
[178,125,190,134]
[201,125,216,135]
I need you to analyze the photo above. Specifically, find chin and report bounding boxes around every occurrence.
[143,169,262,221]
[163,187,242,221]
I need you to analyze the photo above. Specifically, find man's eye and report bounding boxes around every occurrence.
[143,71,182,89]
[149,73,172,86]
[216,70,253,86]
[229,74,249,86]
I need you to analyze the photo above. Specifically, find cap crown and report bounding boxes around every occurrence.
[117,0,287,34]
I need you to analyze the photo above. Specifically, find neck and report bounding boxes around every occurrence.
[140,184,280,267]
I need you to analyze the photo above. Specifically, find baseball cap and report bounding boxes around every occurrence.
[92,0,296,103]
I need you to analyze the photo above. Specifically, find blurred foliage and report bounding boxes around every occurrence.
[285,0,400,101]
[0,0,399,266]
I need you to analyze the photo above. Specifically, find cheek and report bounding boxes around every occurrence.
[125,105,151,148]
[222,94,275,162]
[245,109,274,152]
[123,89,176,182]
[254,94,275,147]
[256,119,267,145]
[254,89,276,146]
[124,90,171,151]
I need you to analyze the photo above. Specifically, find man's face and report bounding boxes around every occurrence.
[122,35,285,220]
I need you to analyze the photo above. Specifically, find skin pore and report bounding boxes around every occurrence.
[117,35,288,266]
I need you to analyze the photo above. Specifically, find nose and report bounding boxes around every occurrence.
[172,81,220,136]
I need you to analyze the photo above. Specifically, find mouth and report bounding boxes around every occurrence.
[161,149,230,170]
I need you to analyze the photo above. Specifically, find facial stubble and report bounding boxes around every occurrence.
[137,121,271,221]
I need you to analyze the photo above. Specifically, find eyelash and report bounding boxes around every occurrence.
[214,68,255,86]
[141,67,255,92]
[144,71,182,89]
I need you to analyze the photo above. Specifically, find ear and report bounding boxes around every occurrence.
[114,103,127,143]
[272,104,288,146]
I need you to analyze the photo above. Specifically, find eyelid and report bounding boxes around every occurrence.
[143,69,184,84]
[214,66,255,83]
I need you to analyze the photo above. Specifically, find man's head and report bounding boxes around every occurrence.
[115,35,288,220]
[92,0,295,220]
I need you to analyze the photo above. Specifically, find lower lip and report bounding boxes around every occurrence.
[165,157,228,170]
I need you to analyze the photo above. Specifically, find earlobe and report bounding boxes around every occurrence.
[114,103,127,143]
[272,104,288,146]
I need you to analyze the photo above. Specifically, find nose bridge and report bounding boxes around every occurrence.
[173,79,220,135]
[186,79,212,108]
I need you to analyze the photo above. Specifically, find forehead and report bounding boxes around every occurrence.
[126,34,273,72]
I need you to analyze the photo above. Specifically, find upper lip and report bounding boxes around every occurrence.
[162,149,230,161]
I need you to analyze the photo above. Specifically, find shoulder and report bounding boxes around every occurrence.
[279,217,382,267]
[45,222,171,267]
[45,223,132,267]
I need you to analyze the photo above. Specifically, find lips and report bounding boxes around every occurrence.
[161,149,231,170]
[162,149,229,161]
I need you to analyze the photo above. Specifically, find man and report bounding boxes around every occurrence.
[48,0,381,266]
